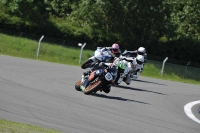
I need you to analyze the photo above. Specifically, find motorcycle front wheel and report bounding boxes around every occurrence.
[84,79,102,95]
[81,59,93,69]
[75,80,82,91]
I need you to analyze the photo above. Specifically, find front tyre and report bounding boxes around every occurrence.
[84,79,102,95]
[103,84,111,93]
[81,59,93,69]
[75,80,82,91]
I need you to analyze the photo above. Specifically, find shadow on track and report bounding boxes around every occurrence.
[90,93,150,105]
[114,85,167,95]
[133,79,167,86]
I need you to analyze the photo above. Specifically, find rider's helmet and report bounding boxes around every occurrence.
[136,55,144,65]
[112,43,120,54]
[137,47,146,55]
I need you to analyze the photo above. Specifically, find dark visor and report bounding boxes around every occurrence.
[138,52,144,55]
[136,59,143,65]
[113,49,118,52]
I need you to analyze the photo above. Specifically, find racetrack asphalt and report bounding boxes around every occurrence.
[0,55,200,133]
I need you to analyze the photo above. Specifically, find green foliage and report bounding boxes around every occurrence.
[0,0,200,66]
[168,0,200,40]
[3,0,47,21]
[159,36,169,43]
[45,0,73,17]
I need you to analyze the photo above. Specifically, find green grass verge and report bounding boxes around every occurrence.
[142,61,200,84]
[0,119,61,133]
[0,33,93,65]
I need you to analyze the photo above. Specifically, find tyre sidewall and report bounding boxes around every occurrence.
[84,80,102,95]
[75,80,82,91]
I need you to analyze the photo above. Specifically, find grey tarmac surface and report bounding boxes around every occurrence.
[193,104,200,120]
[0,55,200,133]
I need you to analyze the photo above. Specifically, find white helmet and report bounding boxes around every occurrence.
[136,55,144,65]
[138,47,146,55]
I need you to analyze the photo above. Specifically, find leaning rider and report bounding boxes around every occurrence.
[97,43,121,60]
[122,47,147,63]
[114,54,145,85]
[83,43,121,75]
[80,62,117,93]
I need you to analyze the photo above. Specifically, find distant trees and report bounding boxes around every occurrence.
[168,0,200,40]
[0,0,200,66]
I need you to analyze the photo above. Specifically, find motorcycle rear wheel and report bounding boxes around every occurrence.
[75,80,82,91]
[84,79,102,95]
[81,59,93,69]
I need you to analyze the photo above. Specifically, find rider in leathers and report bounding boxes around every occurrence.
[81,62,117,93]
[114,54,144,85]
[83,43,121,75]
[97,43,121,61]
[122,47,147,63]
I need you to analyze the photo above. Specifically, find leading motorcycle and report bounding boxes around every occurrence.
[75,64,117,95]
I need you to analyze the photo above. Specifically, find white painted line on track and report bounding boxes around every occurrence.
[184,100,200,124]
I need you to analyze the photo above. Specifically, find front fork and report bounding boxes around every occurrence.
[81,71,95,87]
[89,57,96,68]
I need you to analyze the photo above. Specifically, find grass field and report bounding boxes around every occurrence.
[0,119,61,133]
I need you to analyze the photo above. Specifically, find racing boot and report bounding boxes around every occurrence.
[117,73,125,85]
[80,78,90,91]
[124,74,131,85]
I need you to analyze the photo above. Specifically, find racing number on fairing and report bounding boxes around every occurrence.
[105,72,113,81]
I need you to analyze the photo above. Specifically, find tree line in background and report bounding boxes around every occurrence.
[0,0,200,67]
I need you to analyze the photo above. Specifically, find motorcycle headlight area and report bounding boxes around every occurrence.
[105,72,113,81]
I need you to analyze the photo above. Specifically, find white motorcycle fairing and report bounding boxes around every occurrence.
[81,48,113,69]
[89,49,113,63]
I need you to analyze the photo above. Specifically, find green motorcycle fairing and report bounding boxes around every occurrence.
[116,60,127,69]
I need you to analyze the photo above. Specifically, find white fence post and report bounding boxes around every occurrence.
[160,57,168,76]
[36,35,44,58]
[17,32,23,51]
[78,43,86,64]
[184,61,191,78]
